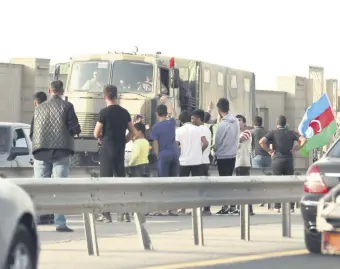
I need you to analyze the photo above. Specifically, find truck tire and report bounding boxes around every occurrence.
[304,230,321,254]
[6,224,37,269]
[71,154,81,167]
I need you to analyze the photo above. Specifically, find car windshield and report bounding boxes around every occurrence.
[0,127,10,154]
[67,61,110,92]
[112,60,154,93]
[327,138,340,157]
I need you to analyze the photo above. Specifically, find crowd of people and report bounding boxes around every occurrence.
[30,81,307,232]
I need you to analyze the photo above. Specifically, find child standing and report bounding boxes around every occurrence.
[120,122,150,223]
[117,122,150,222]
[127,122,150,177]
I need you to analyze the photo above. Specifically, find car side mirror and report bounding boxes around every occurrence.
[7,147,29,161]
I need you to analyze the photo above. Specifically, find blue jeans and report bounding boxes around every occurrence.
[252,155,271,168]
[34,156,70,228]
[157,155,179,177]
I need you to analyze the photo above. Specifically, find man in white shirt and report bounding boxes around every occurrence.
[176,110,209,215]
[191,109,211,175]
[191,109,212,216]
[176,110,209,177]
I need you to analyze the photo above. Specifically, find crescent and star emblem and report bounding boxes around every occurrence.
[310,120,322,133]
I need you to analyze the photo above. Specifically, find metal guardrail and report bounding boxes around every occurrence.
[8,175,306,256]
[0,166,307,178]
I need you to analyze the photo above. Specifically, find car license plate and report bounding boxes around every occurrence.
[322,231,340,254]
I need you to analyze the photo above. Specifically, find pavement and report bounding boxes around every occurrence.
[37,206,340,269]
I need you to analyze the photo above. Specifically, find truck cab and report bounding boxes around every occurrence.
[62,52,179,166]
[0,122,33,167]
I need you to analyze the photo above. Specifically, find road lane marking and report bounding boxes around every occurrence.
[139,249,308,269]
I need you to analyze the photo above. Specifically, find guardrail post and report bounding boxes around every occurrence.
[134,212,153,250]
[282,202,291,238]
[192,207,204,246]
[83,212,99,256]
[240,204,250,241]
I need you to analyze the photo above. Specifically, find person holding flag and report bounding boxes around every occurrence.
[298,93,337,157]
[259,115,307,212]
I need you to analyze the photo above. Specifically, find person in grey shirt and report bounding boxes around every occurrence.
[214,98,240,215]
[251,116,271,168]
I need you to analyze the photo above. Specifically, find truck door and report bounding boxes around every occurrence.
[12,128,31,167]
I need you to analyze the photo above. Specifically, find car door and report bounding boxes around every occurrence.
[11,128,31,167]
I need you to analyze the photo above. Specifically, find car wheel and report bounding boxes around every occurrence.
[6,224,36,269]
[304,230,321,254]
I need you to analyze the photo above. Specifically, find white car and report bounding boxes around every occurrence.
[0,180,39,269]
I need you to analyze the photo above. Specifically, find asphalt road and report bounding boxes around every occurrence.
[193,254,339,269]
[39,208,340,269]
[38,208,302,243]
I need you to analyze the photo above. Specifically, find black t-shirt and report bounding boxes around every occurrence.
[265,128,299,159]
[98,105,131,149]
[251,126,270,157]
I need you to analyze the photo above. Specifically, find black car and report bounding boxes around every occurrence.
[301,141,340,254]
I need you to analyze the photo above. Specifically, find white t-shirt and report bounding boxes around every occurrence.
[125,129,134,151]
[175,123,203,166]
[200,125,211,164]
[235,130,252,168]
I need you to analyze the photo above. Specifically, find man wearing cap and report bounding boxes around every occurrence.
[31,80,81,232]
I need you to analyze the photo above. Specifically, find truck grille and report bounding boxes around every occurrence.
[77,113,98,137]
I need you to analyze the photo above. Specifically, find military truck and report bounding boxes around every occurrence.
[54,48,256,166]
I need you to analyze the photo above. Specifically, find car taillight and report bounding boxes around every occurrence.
[304,164,329,194]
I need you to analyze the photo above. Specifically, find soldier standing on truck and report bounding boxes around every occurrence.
[94,85,135,222]
[31,80,81,232]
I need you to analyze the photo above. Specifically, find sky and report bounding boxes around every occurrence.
[0,0,338,89]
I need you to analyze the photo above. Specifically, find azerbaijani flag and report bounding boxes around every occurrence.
[298,93,337,157]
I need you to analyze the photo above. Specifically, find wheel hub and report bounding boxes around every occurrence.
[9,243,32,269]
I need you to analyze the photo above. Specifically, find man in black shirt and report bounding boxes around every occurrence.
[32,80,81,232]
[94,85,135,222]
[259,115,306,212]
[251,116,271,168]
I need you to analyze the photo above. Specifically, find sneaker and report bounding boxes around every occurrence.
[217,207,236,215]
[216,208,228,215]
[56,226,74,232]
[230,208,240,215]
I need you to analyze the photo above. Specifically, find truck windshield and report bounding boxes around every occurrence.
[112,60,154,93]
[67,61,110,92]
[0,127,10,154]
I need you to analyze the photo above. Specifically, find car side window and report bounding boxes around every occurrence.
[13,128,28,148]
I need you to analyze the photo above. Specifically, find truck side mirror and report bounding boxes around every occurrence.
[7,147,29,161]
